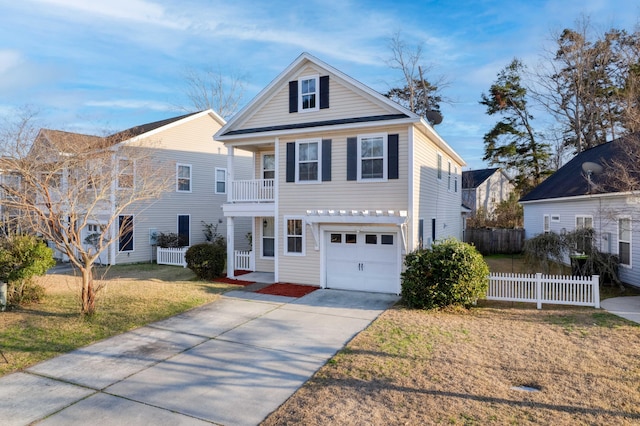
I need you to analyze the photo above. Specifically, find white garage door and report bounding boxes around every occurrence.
[325,231,399,293]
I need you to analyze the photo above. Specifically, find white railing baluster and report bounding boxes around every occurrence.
[230,179,275,202]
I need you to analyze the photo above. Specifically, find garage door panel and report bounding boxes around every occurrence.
[325,231,398,294]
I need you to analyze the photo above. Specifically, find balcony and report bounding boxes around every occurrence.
[230,179,274,203]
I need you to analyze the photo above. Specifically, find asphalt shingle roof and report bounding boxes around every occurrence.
[519,138,625,202]
[462,168,500,189]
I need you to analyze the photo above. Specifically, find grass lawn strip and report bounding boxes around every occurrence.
[0,264,239,377]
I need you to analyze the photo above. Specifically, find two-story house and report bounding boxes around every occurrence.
[217,53,466,294]
[462,167,514,216]
[33,110,253,265]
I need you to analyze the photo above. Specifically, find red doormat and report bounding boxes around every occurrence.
[213,276,255,286]
[234,270,252,276]
[256,283,319,297]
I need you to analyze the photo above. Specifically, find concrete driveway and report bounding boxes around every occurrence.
[1,289,398,426]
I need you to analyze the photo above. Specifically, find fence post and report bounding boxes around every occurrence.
[592,275,600,309]
[535,273,542,309]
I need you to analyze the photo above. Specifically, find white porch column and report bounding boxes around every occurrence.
[226,146,235,203]
[226,216,235,278]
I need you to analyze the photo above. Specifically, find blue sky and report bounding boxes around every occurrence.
[1,0,638,169]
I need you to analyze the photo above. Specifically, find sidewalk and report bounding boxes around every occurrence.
[601,296,640,324]
[1,289,398,426]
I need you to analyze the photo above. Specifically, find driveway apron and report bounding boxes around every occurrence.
[0,289,398,426]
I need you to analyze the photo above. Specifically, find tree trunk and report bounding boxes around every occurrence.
[80,266,96,315]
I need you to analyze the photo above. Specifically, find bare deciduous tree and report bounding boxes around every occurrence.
[180,66,247,119]
[385,32,447,124]
[0,109,175,314]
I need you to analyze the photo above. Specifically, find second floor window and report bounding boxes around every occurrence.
[299,76,318,111]
[215,167,226,194]
[358,134,386,180]
[437,153,442,180]
[297,141,319,182]
[177,164,191,192]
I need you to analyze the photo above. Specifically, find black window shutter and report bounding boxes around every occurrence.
[388,133,399,179]
[322,139,331,181]
[286,142,295,182]
[319,76,329,109]
[347,137,357,181]
[289,81,298,113]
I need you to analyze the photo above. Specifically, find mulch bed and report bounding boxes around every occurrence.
[213,276,255,286]
[256,283,319,298]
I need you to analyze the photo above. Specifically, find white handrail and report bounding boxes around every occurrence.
[231,179,274,202]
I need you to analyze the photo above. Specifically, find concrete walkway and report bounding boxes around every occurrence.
[0,289,398,426]
[601,296,640,324]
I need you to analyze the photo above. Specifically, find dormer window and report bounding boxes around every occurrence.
[299,76,319,112]
[289,75,329,113]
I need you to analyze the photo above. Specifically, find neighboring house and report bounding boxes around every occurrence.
[462,167,514,215]
[520,138,639,288]
[0,164,22,235]
[216,52,466,294]
[33,110,253,265]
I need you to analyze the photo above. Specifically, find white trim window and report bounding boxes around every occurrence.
[296,139,320,182]
[543,214,550,234]
[447,161,452,191]
[358,133,387,181]
[215,167,227,194]
[285,217,305,255]
[454,166,458,192]
[575,215,593,253]
[618,217,631,267]
[117,158,134,189]
[262,153,275,180]
[299,75,319,112]
[176,164,192,192]
[437,153,442,180]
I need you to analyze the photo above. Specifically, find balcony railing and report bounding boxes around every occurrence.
[231,179,274,202]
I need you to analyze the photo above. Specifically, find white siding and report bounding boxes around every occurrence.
[412,127,464,249]
[277,126,410,285]
[523,195,640,288]
[115,113,253,264]
[240,65,398,131]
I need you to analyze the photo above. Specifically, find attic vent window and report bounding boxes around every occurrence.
[299,75,319,111]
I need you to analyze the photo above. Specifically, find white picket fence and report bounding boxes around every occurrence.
[234,250,254,271]
[157,246,188,268]
[487,273,600,309]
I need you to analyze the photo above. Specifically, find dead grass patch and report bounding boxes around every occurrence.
[262,255,640,425]
[263,303,640,425]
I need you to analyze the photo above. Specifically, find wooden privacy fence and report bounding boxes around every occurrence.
[465,228,524,255]
[157,247,188,268]
[486,273,600,309]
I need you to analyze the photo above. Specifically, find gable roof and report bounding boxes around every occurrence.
[216,52,418,140]
[109,111,203,142]
[34,110,222,155]
[33,129,108,156]
[519,138,626,202]
[215,52,465,166]
[462,168,500,189]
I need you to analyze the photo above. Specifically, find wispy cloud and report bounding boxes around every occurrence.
[30,0,188,29]
[85,99,174,111]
